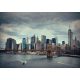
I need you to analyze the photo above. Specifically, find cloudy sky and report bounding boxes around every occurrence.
[0,12,80,49]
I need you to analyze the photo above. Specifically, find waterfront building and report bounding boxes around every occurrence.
[18,43,22,53]
[22,38,26,51]
[31,35,36,50]
[36,41,41,50]
[41,35,46,50]
[6,38,17,51]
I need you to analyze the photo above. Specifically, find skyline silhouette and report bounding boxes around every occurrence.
[0,12,80,49]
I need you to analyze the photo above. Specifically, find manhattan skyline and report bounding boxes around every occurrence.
[0,12,80,49]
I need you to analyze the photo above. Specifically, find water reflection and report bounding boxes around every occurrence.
[0,54,80,68]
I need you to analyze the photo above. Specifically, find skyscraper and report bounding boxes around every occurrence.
[6,38,16,50]
[46,39,50,44]
[26,37,29,50]
[68,27,73,49]
[36,36,39,42]
[31,35,36,49]
[26,37,29,44]
[62,41,65,45]
[41,35,46,50]
[52,38,56,45]
[36,40,41,50]
[31,35,36,43]
[41,35,46,44]
[18,43,22,53]
[22,38,26,51]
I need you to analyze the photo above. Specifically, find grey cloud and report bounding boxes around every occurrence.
[73,20,80,40]
[0,12,80,31]
[0,12,80,49]
[0,12,80,25]
[52,30,67,36]
[0,26,21,38]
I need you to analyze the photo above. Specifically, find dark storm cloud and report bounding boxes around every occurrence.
[57,12,80,21]
[0,12,31,25]
[0,12,80,26]
[0,12,80,36]
[0,12,17,25]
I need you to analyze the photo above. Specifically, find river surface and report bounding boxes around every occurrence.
[0,54,80,68]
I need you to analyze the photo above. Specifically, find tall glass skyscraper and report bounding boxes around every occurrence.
[68,28,73,49]
[22,38,26,51]
[31,35,36,49]
[52,38,56,45]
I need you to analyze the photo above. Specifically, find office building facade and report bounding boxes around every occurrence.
[41,35,46,50]
[6,38,16,50]
[52,38,56,45]
[22,38,26,51]
[31,35,36,50]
